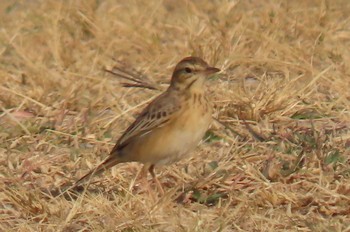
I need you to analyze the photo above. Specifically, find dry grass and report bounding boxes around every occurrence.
[1,0,350,231]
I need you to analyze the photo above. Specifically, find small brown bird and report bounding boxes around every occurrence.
[75,56,220,192]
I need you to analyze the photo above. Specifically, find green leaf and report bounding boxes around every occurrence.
[324,150,343,165]
[208,161,219,170]
[205,193,226,205]
[191,189,202,202]
[203,130,222,143]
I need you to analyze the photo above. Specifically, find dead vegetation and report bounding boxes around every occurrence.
[1,0,350,231]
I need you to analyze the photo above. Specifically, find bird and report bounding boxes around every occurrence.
[73,56,220,193]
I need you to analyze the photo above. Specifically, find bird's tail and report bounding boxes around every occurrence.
[74,155,121,187]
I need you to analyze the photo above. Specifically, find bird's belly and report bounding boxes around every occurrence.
[129,107,212,165]
[157,123,209,164]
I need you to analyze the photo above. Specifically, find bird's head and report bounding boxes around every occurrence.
[170,56,220,91]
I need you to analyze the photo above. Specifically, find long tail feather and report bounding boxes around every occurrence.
[74,155,121,187]
[55,155,121,198]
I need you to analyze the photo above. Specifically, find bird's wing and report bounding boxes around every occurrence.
[110,91,181,153]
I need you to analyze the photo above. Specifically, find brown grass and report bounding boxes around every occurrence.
[1,0,350,231]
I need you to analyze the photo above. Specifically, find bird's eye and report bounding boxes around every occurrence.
[184,67,192,73]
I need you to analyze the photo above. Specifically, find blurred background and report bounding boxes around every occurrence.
[1,0,349,231]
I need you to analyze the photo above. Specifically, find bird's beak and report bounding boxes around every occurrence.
[204,66,221,75]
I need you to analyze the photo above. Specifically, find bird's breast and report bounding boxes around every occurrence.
[123,92,212,165]
[154,93,212,164]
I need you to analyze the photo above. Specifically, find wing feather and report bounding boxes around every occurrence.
[110,91,180,153]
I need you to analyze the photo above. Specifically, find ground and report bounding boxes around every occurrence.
[1,0,350,231]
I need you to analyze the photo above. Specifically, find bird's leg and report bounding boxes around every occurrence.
[138,164,157,200]
[148,164,165,195]
[139,164,151,193]
[129,164,143,192]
